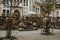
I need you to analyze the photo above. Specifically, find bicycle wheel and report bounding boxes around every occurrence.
[41,28,45,34]
[49,28,54,33]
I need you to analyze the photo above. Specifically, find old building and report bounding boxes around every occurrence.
[0,0,60,19]
[0,0,41,17]
[0,0,41,29]
[1,0,23,18]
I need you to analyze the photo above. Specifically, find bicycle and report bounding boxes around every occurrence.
[41,25,54,34]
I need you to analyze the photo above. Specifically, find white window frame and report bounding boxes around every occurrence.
[56,10,60,17]
[35,6,40,14]
[3,9,10,15]
[3,9,10,13]
[13,0,20,6]
[56,0,60,4]
[3,0,10,6]
[23,0,29,16]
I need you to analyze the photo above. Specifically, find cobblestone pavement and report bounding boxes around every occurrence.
[0,29,60,40]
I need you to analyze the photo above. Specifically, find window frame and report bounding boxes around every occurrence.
[35,6,40,14]
[23,0,29,16]
[56,0,60,4]
[3,9,10,15]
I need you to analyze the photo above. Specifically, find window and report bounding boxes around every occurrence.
[7,10,9,16]
[56,0,60,4]
[3,9,10,15]
[7,0,9,4]
[13,0,22,6]
[3,0,11,7]
[24,0,28,6]
[3,0,5,4]
[36,8,39,13]
[13,0,17,6]
[19,0,22,2]
[3,10,5,14]
[35,7,40,14]
[57,10,60,17]
[3,0,10,5]
[24,7,28,10]
[23,11,28,15]
[7,10,9,14]
[13,0,21,6]
[23,0,29,16]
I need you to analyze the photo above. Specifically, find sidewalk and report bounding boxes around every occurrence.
[0,29,60,40]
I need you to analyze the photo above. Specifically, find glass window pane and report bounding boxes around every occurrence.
[6,0,9,4]
[26,0,28,6]
[24,0,25,6]
[3,0,5,4]
[23,11,28,15]
[23,7,28,10]
[3,10,5,14]
[36,8,37,13]
[7,10,9,13]
[58,11,60,17]
[24,0,28,6]
[35,7,40,14]
[37,8,39,13]
[59,0,60,3]
[56,0,60,4]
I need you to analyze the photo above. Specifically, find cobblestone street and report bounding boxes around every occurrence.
[0,29,60,40]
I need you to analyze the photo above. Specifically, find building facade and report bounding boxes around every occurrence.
[0,0,60,22]
[0,0,41,18]
[22,0,41,16]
